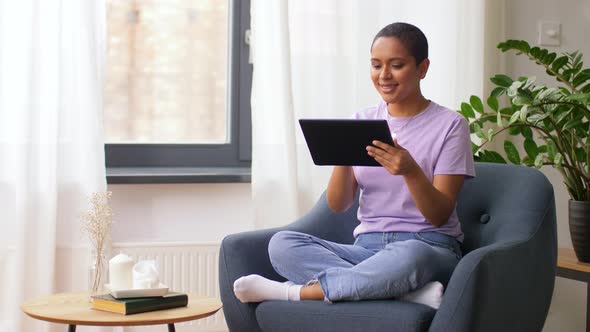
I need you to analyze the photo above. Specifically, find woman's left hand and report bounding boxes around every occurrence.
[367,139,419,176]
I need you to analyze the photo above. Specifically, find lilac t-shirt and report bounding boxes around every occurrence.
[352,101,476,241]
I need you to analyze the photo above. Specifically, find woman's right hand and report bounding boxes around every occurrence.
[326,166,358,213]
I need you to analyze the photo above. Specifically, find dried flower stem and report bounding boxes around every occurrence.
[81,191,113,293]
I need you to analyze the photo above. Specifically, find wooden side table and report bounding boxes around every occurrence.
[557,247,590,332]
[21,292,222,332]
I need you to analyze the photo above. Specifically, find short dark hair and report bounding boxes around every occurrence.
[371,22,428,65]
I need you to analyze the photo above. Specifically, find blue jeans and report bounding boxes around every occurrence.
[268,230,462,302]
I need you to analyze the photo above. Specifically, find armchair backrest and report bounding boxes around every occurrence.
[297,162,555,254]
[456,162,555,254]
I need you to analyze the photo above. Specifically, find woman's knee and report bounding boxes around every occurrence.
[268,231,309,265]
[399,240,441,265]
[395,239,456,284]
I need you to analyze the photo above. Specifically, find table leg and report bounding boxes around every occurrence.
[168,323,176,332]
[587,283,590,332]
[68,325,76,332]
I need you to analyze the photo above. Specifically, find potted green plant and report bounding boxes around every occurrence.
[459,39,590,262]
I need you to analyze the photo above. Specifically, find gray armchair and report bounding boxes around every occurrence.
[219,162,557,332]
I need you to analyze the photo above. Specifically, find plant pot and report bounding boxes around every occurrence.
[568,200,590,262]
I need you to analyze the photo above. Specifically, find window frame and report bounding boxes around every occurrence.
[104,0,251,173]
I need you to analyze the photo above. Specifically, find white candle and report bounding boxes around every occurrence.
[109,253,134,291]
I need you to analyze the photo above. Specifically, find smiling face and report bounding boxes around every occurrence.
[370,36,429,106]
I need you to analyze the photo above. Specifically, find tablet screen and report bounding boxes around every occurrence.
[299,119,394,166]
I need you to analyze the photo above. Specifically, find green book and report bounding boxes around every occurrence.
[91,292,188,315]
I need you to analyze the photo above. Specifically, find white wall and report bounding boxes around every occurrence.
[106,1,590,330]
[108,183,255,244]
[505,0,590,331]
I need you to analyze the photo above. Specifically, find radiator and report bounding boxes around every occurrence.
[111,242,226,332]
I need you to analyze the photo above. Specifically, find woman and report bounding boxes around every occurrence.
[233,22,475,309]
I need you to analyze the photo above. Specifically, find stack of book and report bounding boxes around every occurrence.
[91,292,188,315]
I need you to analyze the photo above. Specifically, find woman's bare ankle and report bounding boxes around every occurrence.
[300,282,325,300]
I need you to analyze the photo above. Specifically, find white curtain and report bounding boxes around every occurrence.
[0,1,106,331]
[251,0,506,229]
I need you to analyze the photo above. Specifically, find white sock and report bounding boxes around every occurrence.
[233,274,302,303]
[401,281,444,309]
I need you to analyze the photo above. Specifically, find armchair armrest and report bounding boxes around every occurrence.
[429,205,557,332]
[219,192,359,332]
[219,228,281,332]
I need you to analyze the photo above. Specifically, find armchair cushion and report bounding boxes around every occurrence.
[256,300,435,332]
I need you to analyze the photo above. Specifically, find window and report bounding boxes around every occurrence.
[104,0,251,183]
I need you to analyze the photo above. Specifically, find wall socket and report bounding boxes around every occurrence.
[538,20,561,46]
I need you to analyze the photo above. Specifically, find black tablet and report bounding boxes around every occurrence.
[299,119,394,166]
